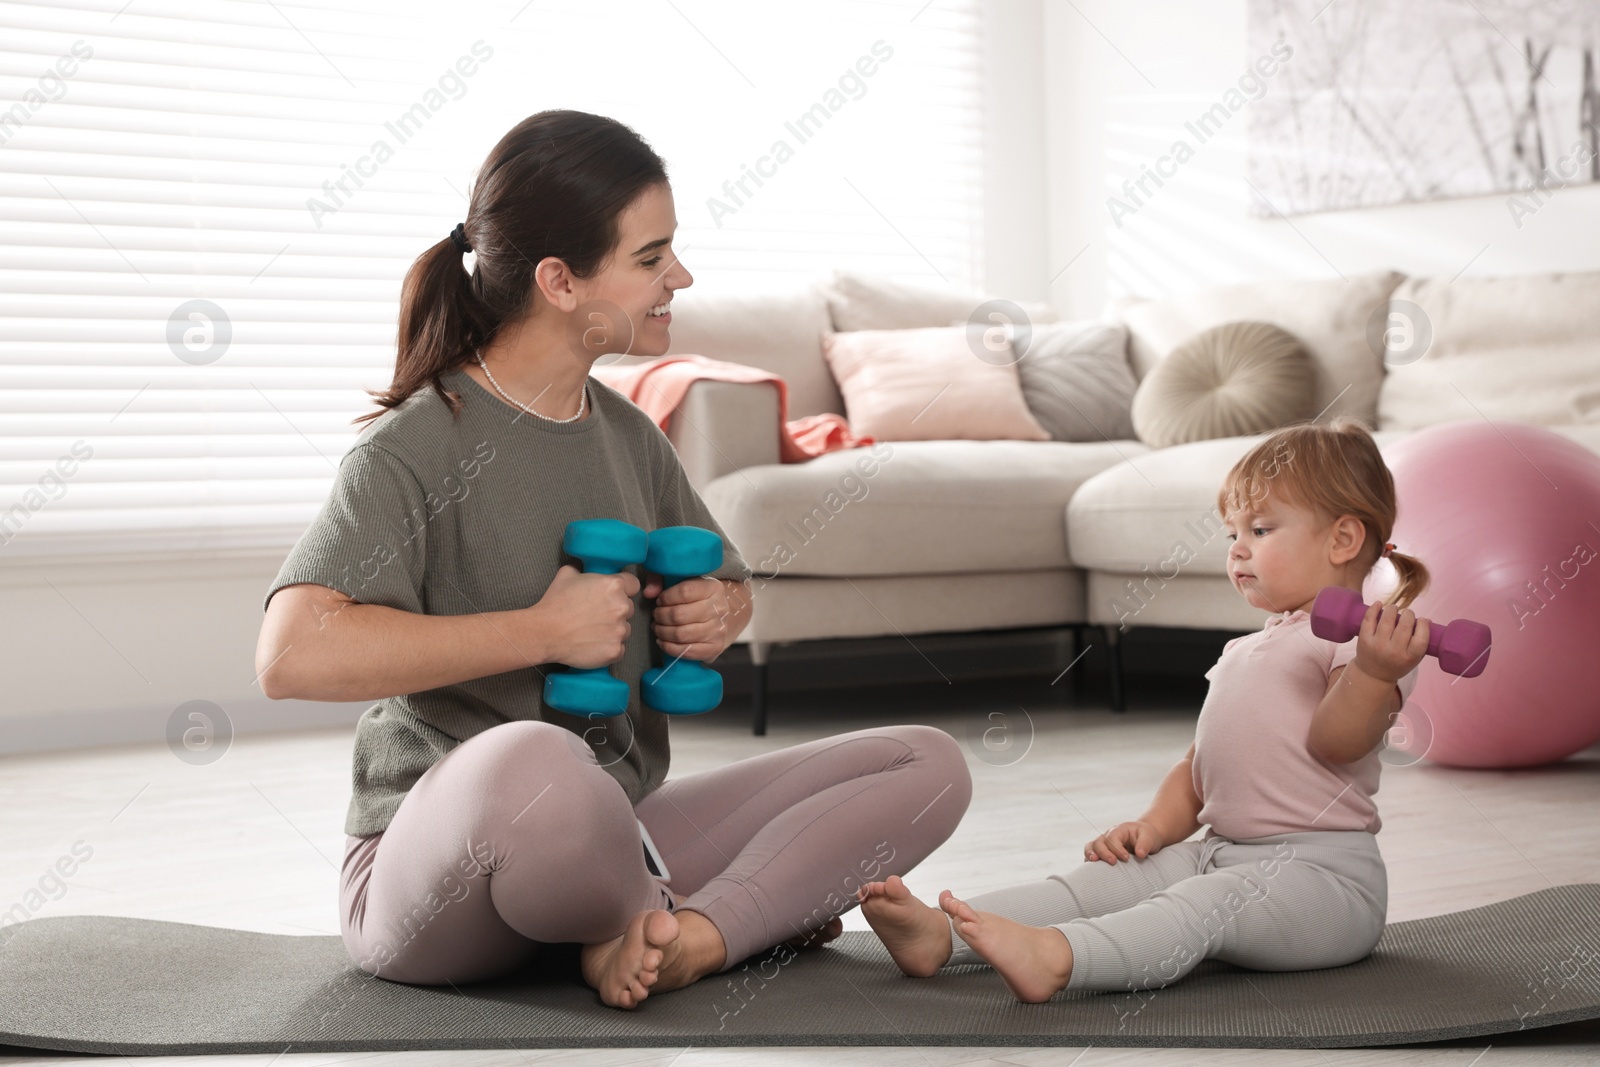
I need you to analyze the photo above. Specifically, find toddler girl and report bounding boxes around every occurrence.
[859,417,1434,1003]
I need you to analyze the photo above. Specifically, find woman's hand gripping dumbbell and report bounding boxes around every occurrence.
[538,518,648,717]
[535,519,731,717]
[639,525,727,715]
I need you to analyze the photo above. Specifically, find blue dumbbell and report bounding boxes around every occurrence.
[542,518,649,717]
[642,526,725,715]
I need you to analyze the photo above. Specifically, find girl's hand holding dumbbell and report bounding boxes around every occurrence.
[1084,820,1167,864]
[1349,601,1430,686]
[641,573,733,662]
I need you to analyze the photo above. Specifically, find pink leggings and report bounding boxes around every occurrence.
[339,720,971,985]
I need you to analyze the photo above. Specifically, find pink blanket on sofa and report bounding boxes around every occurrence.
[590,355,873,463]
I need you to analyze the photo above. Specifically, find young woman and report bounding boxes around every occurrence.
[256,109,971,1009]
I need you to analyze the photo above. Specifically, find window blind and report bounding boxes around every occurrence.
[0,0,983,558]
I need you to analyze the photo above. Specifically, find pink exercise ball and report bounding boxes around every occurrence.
[1374,420,1600,768]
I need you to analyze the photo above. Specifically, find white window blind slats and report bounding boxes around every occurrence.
[1,0,983,558]
[2,437,359,461]
[0,347,395,368]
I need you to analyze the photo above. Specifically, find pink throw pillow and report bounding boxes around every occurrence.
[821,326,1050,442]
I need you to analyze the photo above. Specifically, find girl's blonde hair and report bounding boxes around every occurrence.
[1215,416,1430,611]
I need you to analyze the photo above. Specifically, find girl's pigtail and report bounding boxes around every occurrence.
[1385,549,1431,612]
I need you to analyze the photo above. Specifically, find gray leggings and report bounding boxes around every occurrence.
[946,829,1386,994]
[339,720,971,985]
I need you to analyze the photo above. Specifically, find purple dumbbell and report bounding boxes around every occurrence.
[1310,586,1492,678]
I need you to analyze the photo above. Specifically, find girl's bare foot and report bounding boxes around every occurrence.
[581,908,679,1009]
[857,875,953,977]
[940,891,1074,1003]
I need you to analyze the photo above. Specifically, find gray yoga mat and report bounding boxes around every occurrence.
[3,883,1598,1053]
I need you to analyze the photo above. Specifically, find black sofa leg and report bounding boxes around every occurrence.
[1103,624,1126,713]
[1056,625,1087,692]
[749,641,770,736]
[1070,624,1086,689]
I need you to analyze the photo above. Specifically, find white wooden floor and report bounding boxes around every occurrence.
[3,674,1598,1066]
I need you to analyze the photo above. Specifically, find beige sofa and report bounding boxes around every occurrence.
[619,269,1600,733]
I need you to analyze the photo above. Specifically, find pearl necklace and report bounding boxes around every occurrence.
[474,353,586,424]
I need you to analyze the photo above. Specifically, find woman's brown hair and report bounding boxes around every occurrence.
[1216,416,1430,610]
[355,109,669,426]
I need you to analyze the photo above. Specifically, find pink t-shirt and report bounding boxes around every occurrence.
[1193,608,1421,839]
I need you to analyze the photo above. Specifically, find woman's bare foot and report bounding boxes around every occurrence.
[857,875,953,977]
[580,908,679,1009]
[940,892,1073,1003]
[652,908,726,992]
[581,905,728,1010]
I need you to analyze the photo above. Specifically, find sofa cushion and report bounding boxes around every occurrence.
[1110,270,1404,427]
[704,438,1146,578]
[736,569,1085,644]
[606,284,843,419]
[1013,320,1139,443]
[825,270,1059,332]
[1376,271,1600,431]
[1066,430,1411,577]
[821,327,1050,442]
[1130,321,1316,448]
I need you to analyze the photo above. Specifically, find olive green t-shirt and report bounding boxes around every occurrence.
[263,366,753,837]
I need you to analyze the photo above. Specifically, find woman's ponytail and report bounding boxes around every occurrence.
[356,235,486,425]
[352,109,670,427]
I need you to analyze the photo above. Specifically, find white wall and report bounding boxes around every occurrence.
[1039,0,1600,319]
[0,551,372,752]
[982,0,1050,301]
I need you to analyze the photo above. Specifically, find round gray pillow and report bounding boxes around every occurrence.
[1130,321,1315,448]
